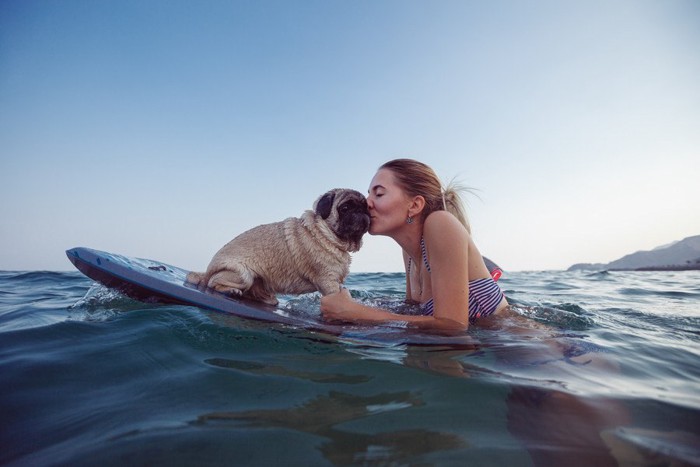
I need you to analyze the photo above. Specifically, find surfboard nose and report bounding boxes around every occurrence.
[66,247,82,266]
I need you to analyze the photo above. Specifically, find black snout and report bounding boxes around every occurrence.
[336,197,371,242]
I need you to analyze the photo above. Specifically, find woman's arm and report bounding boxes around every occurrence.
[422,211,471,327]
[319,288,468,332]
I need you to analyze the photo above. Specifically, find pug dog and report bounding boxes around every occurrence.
[186,189,370,306]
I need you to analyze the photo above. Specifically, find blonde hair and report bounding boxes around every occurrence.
[379,158,471,233]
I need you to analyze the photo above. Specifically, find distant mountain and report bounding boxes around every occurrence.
[568,235,700,271]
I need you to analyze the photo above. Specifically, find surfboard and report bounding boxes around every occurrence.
[66,247,497,345]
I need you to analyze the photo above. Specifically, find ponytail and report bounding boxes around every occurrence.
[443,179,471,234]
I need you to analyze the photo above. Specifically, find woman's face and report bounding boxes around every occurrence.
[367,169,412,236]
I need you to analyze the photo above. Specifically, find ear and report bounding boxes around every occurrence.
[407,195,426,218]
[315,192,335,219]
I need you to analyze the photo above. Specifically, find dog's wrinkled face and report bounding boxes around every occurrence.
[314,189,371,243]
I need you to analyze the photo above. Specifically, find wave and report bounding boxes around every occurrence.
[67,284,160,322]
[0,270,84,283]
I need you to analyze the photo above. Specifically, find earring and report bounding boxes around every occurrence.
[406,216,414,224]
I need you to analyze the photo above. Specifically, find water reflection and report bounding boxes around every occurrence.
[204,357,370,384]
[198,299,698,465]
[196,391,466,465]
[390,308,700,466]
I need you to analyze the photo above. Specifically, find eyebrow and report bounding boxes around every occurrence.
[369,184,385,194]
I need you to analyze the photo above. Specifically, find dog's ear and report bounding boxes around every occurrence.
[315,192,335,219]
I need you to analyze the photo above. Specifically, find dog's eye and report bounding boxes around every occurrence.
[339,204,350,213]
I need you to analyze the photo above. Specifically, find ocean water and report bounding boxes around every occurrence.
[1,269,699,466]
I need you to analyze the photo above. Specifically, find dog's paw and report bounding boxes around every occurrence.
[317,282,342,296]
[259,295,279,306]
[212,284,244,297]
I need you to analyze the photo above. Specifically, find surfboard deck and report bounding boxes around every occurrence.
[66,247,478,345]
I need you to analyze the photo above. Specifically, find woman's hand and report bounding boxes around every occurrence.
[320,288,356,322]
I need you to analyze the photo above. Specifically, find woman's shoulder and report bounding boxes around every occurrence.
[424,210,468,234]
[423,210,470,252]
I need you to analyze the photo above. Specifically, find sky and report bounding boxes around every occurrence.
[1,0,699,273]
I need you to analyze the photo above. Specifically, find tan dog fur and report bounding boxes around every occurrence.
[186,189,369,306]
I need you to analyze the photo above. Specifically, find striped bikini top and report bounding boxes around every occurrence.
[408,237,504,321]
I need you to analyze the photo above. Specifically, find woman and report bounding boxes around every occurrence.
[320,158,508,332]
